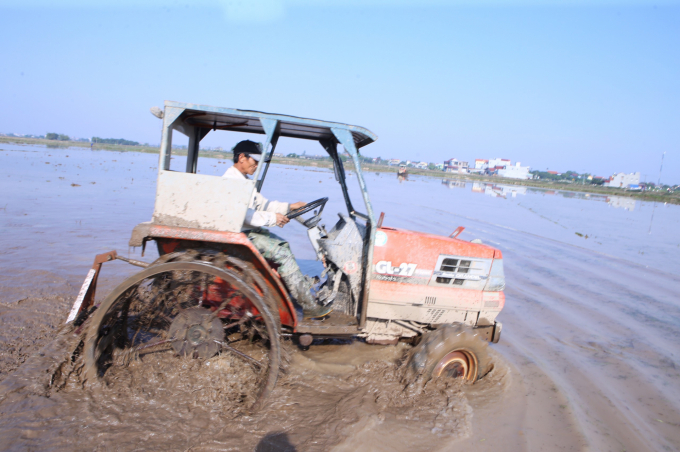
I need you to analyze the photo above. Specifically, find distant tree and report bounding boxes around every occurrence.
[91,137,140,146]
[531,170,560,180]
[286,153,298,158]
[58,134,70,141]
[428,163,436,170]
[46,133,59,140]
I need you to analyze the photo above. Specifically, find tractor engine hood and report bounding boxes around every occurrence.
[368,227,505,318]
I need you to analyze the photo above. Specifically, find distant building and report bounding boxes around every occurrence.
[414,162,428,169]
[605,172,640,188]
[434,163,444,170]
[475,157,530,177]
[388,158,401,166]
[444,158,469,174]
[498,162,532,180]
[475,159,489,170]
[488,158,511,169]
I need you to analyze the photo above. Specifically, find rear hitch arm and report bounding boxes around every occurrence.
[66,251,150,324]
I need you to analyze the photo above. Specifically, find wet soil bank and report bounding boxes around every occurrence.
[0,145,679,451]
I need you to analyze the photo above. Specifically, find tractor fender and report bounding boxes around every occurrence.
[129,223,298,327]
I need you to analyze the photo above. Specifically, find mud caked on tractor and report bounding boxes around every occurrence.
[69,101,506,411]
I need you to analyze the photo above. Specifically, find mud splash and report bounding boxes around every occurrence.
[0,330,477,451]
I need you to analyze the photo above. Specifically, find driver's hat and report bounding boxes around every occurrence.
[232,140,262,162]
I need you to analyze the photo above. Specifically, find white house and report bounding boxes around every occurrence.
[605,172,640,188]
[474,159,489,170]
[444,158,469,173]
[488,158,511,170]
[498,162,532,180]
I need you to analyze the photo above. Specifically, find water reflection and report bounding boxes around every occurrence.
[441,179,465,189]
[466,182,526,198]
[438,179,637,210]
[607,196,636,211]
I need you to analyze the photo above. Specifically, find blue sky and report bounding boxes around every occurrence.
[1,1,679,183]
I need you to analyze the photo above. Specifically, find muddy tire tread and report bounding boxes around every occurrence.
[406,323,492,384]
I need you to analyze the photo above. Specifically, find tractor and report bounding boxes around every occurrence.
[70,101,505,412]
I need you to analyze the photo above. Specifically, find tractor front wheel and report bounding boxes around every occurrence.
[404,324,492,385]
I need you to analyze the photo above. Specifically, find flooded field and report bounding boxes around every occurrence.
[0,143,679,451]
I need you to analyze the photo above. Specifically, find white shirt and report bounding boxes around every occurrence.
[223,165,289,229]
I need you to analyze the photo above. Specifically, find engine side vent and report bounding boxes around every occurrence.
[425,296,436,306]
[426,308,445,323]
[439,258,470,285]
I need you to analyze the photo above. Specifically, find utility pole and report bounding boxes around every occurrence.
[649,151,666,235]
[657,152,666,187]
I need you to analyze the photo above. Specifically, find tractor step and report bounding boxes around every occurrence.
[296,311,359,335]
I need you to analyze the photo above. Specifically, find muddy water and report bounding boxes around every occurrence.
[0,144,679,451]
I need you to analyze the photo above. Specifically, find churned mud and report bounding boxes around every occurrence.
[0,270,74,382]
[1,145,679,451]
[0,329,477,451]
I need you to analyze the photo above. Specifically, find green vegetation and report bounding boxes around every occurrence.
[531,170,591,183]
[46,133,71,141]
[92,137,139,146]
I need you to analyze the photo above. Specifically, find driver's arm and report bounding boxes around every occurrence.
[253,191,289,215]
[244,208,277,228]
[256,191,304,215]
[244,208,289,228]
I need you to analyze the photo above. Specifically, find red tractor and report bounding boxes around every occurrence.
[71,101,505,411]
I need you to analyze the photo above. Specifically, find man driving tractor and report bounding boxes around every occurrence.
[223,140,333,318]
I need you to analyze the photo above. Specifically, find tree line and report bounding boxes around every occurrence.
[45,133,138,145]
[45,133,71,141]
[91,137,140,146]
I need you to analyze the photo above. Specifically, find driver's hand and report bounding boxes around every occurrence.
[275,213,290,228]
[289,201,306,210]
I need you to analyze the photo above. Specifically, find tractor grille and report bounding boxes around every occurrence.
[436,258,471,285]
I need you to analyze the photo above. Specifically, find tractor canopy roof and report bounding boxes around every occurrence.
[165,101,377,149]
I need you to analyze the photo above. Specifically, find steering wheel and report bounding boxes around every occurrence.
[286,197,328,220]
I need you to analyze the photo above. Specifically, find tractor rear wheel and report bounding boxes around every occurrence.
[404,324,491,385]
[83,257,280,412]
